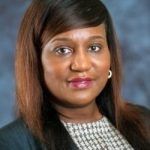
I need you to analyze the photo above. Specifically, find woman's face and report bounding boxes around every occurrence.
[41,24,110,108]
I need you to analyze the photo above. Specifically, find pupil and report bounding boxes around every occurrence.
[92,46,96,50]
[60,48,65,53]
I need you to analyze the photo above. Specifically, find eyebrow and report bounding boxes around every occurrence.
[88,35,105,41]
[51,38,71,43]
[50,35,105,43]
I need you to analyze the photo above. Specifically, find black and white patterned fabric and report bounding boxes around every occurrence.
[62,116,134,150]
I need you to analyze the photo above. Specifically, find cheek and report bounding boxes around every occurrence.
[42,61,70,101]
[94,51,111,75]
[43,64,63,97]
[43,63,63,84]
[93,55,110,94]
[42,58,69,91]
[42,55,65,78]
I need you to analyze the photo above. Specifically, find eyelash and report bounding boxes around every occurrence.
[88,44,102,52]
[54,44,102,55]
[55,47,73,55]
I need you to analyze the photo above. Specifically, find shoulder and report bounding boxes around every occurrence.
[134,104,150,133]
[128,103,150,122]
[126,103,150,140]
[121,103,150,149]
[0,118,43,150]
[126,103,150,129]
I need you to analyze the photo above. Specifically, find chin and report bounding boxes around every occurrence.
[64,96,97,108]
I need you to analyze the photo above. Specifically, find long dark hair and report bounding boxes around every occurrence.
[15,0,149,149]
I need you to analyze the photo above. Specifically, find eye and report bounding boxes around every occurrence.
[88,44,102,52]
[55,47,73,55]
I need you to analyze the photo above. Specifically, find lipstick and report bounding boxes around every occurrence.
[68,77,93,89]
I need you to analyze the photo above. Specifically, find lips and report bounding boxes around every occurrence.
[68,77,93,89]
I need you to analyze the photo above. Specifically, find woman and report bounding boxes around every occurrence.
[0,0,149,149]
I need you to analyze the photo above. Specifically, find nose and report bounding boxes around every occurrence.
[70,51,92,72]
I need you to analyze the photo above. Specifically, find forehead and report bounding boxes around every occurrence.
[49,24,107,42]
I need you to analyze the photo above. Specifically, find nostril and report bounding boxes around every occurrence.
[70,56,91,72]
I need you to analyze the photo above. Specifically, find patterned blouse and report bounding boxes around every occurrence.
[62,116,134,150]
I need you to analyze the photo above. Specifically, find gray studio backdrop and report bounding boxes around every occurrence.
[0,0,150,127]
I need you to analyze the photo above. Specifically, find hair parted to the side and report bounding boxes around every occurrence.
[15,0,149,149]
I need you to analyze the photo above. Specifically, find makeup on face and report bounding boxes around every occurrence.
[41,24,110,109]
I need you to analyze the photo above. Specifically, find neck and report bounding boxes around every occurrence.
[54,101,102,123]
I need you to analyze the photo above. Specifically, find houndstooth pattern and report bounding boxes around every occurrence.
[62,116,134,150]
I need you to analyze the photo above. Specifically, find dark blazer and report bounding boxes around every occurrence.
[0,119,44,150]
[0,119,77,150]
[122,105,150,150]
[0,105,149,150]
